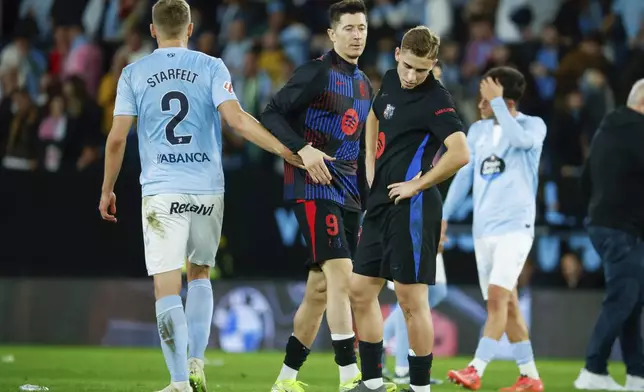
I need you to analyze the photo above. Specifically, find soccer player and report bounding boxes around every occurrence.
[382,252,448,386]
[443,67,546,392]
[350,26,470,392]
[260,1,372,390]
[98,1,302,391]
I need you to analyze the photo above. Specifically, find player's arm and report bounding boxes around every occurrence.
[102,115,134,194]
[260,61,334,184]
[211,60,304,169]
[260,61,326,153]
[218,101,304,169]
[490,97,547,149]
[388,96,469,204]
[99,69,137,222]
[364,107,379,187]
[442,125,477,220]
[416,131,469,191]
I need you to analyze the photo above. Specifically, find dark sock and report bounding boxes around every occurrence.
[284,335,311,371]
[409,353,433,386]
[359,340,384,381]
[332,336,358,366]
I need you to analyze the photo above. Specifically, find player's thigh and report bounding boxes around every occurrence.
[141,194,191,276]
[489,232,533,292]
[353,209,384,280]
[186,193,225,267]
[293,200,353,268]
[383,198,439,285]
[474,236,495,300]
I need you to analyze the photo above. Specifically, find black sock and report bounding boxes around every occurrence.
[359,340,383,381]
[409,353,433,386]
[284,335,311,371]
[332,335,357,366]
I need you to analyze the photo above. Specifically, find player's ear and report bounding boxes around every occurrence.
[187,23,194,38]
[150,24,156,39]
[327,28,335,43]
[394,47,400,62]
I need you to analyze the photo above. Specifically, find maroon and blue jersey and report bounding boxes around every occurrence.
[261,50,373,212]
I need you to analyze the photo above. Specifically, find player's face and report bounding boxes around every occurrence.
[328,13,367,60]
[395,48,436,89]
[478,97,493,119]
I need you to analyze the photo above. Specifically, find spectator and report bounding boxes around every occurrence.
[0,26,47,101]
[60,76,103,171]
[61,23,103,97]
[2,89,39,171]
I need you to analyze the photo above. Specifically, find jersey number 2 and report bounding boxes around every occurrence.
[161,91,191,145]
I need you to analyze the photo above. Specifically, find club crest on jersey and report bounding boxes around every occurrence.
[223,81,234,94]
[480,155,506,181]
[383,104,395,120]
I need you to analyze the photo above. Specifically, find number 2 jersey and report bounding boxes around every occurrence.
[114,47,238,197]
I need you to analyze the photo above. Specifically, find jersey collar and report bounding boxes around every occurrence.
[329,50,359,75]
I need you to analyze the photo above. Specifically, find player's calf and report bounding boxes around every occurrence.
[395,282,433,392]
[350,274,387,390]
[154,269,190,389]
[322,259,361,386]
[505,291,541,384]
[275,270,326,385]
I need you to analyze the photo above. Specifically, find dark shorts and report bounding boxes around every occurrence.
[293,199,361,269]
[354,189,442,284]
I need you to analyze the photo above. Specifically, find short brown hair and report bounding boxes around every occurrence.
[401,26,440,59]
[152,0,191,39]
[483,66,526,101]
[328,0,367,28]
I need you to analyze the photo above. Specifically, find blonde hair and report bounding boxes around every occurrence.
[152,0,191,39]
[401,26,440,59]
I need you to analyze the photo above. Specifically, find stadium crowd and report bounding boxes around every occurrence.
[0,0,643,289]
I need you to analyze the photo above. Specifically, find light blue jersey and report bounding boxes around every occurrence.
[114,47,238,196]
[443,97,547,238]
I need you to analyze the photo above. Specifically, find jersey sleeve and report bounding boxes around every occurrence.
[426,87,465,142]
[260,60,327,153]
[211,59,238,108]
[114,68,137,116]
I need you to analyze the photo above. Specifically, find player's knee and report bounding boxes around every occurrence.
[349,275,380,309]
[486,285,511,315]
[321,258,353,291]
[395,282,428,312]
[304,279,327,306]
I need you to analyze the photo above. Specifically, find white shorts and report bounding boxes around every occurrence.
[473,232,533,300]
[141,193,224,276]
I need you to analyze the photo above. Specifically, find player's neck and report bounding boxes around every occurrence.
[334,48,359,65]
[157,39,188,49]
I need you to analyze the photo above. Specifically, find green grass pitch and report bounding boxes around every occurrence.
[0,346,627,391]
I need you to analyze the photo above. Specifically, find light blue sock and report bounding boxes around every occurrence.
[186,278,213,360]
[156,295,189,382]
[393,306,409,368]
[474,336,498,362]
[512,340,534,365]
[429,283,447,308]
[512,340,539,378]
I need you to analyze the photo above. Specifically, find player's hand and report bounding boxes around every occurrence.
[99,191,118,223]
[387,172,422,205]
[283,151,305,169]
[297,144,335,185]
[480,77,504,101]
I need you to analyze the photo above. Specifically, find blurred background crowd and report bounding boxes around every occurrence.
[1,0,643,288]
